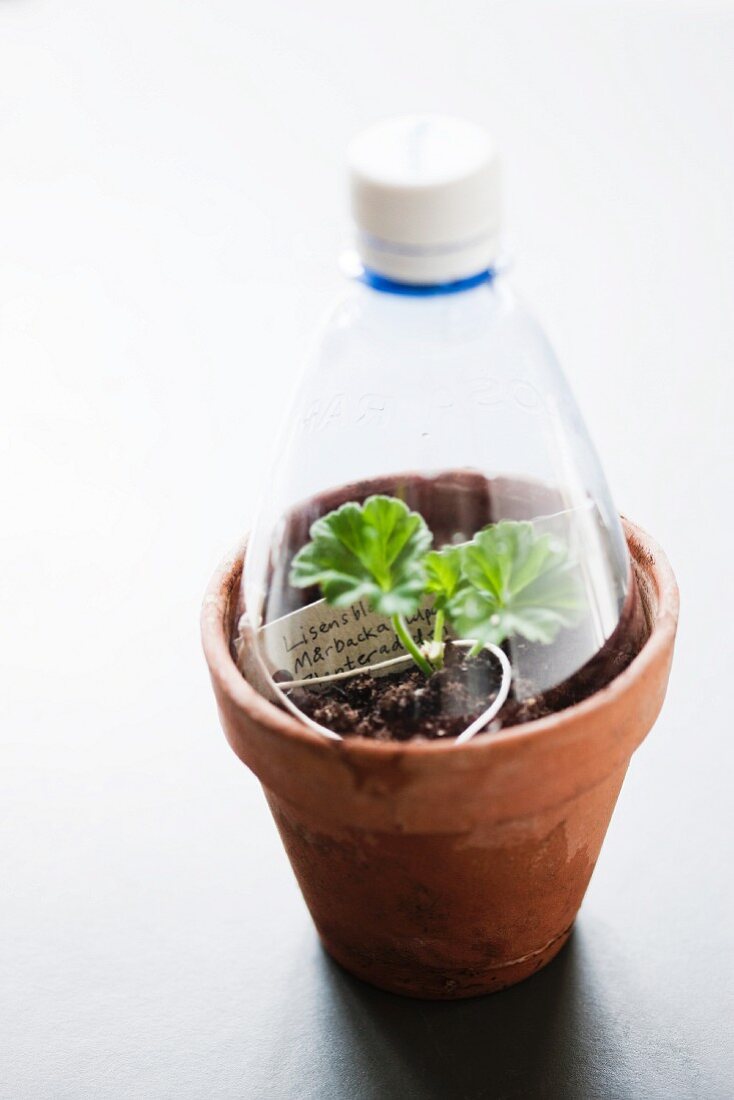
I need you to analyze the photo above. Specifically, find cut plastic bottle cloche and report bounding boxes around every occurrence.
[238,114,647,745]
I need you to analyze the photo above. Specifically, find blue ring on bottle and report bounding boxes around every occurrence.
[360,267,495,297]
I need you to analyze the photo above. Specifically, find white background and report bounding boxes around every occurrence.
[2,1,733,1096]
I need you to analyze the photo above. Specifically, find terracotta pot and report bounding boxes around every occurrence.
[201,519,678,1000]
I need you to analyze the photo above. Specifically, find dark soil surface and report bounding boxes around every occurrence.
[287,644,555,742]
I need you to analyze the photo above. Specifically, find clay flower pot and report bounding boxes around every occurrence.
[201,518,678,1000]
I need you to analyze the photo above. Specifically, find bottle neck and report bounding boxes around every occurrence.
[359,266,495,297]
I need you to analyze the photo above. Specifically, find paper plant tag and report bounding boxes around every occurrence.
[258,597,439,682]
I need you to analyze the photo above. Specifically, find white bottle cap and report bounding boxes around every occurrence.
[348,114,500,286]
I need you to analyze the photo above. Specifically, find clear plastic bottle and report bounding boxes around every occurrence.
[241,115,645,742]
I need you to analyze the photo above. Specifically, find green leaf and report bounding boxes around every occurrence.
[289,495,432,617]
[446,520,585,645]
[424,546,468,611]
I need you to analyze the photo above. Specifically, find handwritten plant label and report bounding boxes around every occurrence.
[258,598,441,681]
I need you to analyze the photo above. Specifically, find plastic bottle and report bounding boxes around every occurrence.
[241,115,645,742]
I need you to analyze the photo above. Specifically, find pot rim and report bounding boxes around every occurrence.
[201,516,679,759]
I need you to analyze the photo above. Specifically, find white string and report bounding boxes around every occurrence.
[453,643,512,744]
